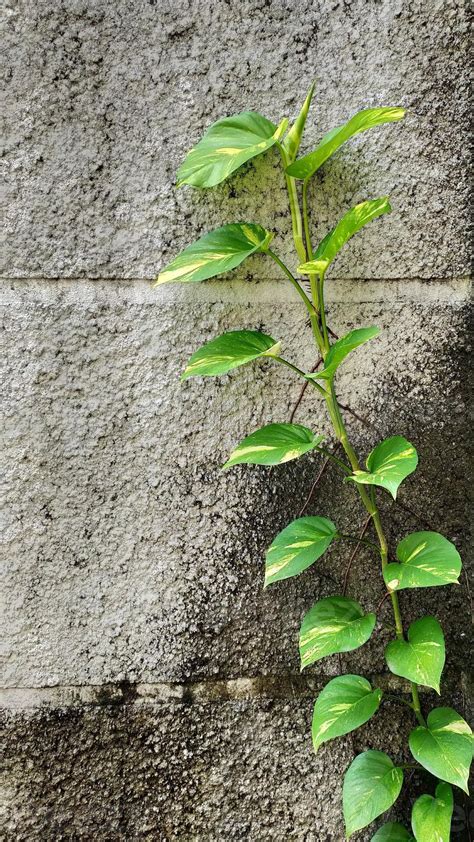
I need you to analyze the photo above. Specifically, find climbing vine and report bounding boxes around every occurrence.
[157,85,472,840]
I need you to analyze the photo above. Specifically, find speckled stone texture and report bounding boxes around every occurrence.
[1,0,472,840]
[2,0,471,279]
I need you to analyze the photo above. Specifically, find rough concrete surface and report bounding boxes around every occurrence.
[1,0,472,840]
[2,0,471,279]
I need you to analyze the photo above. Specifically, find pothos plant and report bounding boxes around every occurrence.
[157,85,472,840]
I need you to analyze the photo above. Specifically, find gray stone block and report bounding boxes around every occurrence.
[0,696,415,841]
[2,0,470,279]
[1,279,470,688]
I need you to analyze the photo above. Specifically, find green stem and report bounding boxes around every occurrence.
[383,693,415,711]
[336,533,380,552]
[324,383,426,726]
[302,180,313,260]
[268,355,327,397]
[318,270,330,352]
[267,250,326,354]
[302,178,320,313]
[410,683,426,726]
[400,764,423,771]
[267,249,314,313]
[277,143,307,264]
[314,448,352,475]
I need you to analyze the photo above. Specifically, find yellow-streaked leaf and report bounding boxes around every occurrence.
[385,616,445,693]
[343,750,404,837]
[223,423,324,470]
[177,111,288,188]
[312,674,382,753]
[182,330,279,379]
[305,327,380,381]
[156,223,273,285]
[348,435,418,500]
[264,516,337,586]
[409,708,473,793]
[384,531,462,592]
[283,82,315,163]
[299,596,376,669]
[298,198,391,275]
[411,782,453,842]
[286,106,405,180]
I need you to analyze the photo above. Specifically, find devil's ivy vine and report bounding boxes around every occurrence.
[157,85,471,840]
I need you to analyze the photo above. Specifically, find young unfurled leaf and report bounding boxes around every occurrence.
[305,327,380,381]
[343,750,404,837]
[299,596,376,669]
[411,782,453,842]
[176,111,288,188]
[298,198,391,274]
[264,516,337,586]
[371,823,414,841]
[312,674,382,752]
[385,616,445,693]
[384,531,462,592]
[283,82,315,163]
[286,106,405,180]
[409,707,473,793]
[223,423,324,470]
[348,435,418,499]
[181,330,279,379]
[156,223,273,285]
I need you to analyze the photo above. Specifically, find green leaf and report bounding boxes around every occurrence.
[181,330,279,380]
[371,823,414,842]
[411,782,453,842]
[409,707,473,793]
[385,616,445,693]
[348,435,418,500]
[298,198,392,274]
[156,223,273,285]
[176,111,288,188]
[312,674,383,752]
[286,106,405,180]
[384,531,462,592]
[264,516,337,586]
[283,82,315,163]
[299,596,376,669]
[343,750,404,837]
[305,327,380,381]
[223,423,324,470]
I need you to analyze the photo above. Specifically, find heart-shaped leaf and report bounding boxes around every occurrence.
[299,596,376,669]
[348,435,418,499]
[286,106,405,180]
[264,516,337,586]
[384,531,462,592]
[182,330,279,380]
[385,617,445,693]
[298,198,391,275]
[371,823,414,841]
[223,423,324,470]
[409,707,473,793]
[312,674,383,752]
[411,782,453,842]
[343,750,404,837]
[283,82,315,162]
[305,327,380,381]
[156,223,273,285]
[176,111,288,188]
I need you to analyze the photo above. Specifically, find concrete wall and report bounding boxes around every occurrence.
[1,1,471,839]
